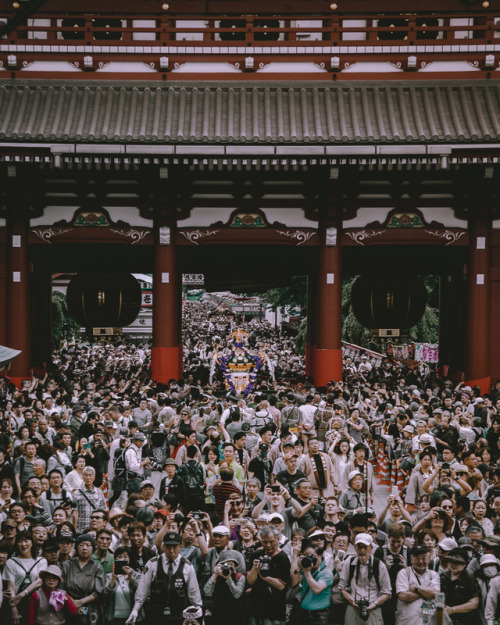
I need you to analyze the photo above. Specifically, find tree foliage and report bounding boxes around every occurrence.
[258,276,307,315]
[52,291,80,349]
[257,273,439,354]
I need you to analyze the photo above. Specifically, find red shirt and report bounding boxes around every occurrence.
[28,588,78,625]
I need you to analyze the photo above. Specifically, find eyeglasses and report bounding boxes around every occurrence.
[442,505,454,510]
[368,529,378,533]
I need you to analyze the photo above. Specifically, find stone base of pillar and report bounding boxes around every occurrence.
[464,374,491,396]
[314,348,342,386]
[305,344,316,378]
[151,346,182,384]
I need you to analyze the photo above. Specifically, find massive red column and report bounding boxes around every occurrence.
[6,211,31,386]
[314,224,342,386]
[151,221,182,384]
[465,212,491,394]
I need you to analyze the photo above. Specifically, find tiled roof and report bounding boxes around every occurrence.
[0,80,499,144]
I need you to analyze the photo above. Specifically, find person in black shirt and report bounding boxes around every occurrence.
[128,521,155,571]
[158,458,187,508]
[248,443,272,488]
[440,549,480,625]
[246,525,291,624]
[434,414,460,460]
[275,451,307,497]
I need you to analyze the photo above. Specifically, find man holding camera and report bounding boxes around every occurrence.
[290,539,334,625]
[339,533,391,625]
[247,525,291,625]
[204,549,246,625]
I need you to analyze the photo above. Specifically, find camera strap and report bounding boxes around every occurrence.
[301,562,323,603]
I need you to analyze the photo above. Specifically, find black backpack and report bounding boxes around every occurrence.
[347,556,382,590]
[113,447,127,478]
[179,461,204,496]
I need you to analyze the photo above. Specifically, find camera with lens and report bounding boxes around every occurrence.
[221,564,232,577]
[300,554,318,569]
[441,462,450,470]
[259,555,272,575]
[356,598,369,622]
[192,511,204,521]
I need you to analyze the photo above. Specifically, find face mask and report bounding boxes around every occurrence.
[483,566,498,578]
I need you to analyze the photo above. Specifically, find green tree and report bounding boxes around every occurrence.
[257,276,307,315]
[52,291,80,349]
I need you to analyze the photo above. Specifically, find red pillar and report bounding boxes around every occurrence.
[465,214,490,394]
[6,213,31,386]
[151,223,182,384]
[314,225,342,386]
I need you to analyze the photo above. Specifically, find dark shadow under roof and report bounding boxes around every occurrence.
[0,80,499,145]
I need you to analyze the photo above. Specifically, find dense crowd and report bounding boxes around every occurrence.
[0,302,500,625]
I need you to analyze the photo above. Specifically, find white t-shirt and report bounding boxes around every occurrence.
[395,566,440,625]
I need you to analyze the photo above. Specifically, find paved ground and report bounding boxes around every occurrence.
[373,481,391,517]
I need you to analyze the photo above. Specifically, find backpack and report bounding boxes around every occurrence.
[347,556,382,590]
[179,461,204,496]
[113,447,128,478]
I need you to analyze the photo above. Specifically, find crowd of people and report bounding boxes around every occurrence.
[0,301,499,625]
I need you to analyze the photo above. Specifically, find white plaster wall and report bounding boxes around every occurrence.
[342,61,403,73]
[30,206,152,227]
[343,206,467,229]
[178,207,316,228]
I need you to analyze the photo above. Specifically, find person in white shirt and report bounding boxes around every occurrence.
[124,433,151,493]
[396,544,441,625]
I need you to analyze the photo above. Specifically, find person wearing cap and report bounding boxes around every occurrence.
[127,531,202,625]
[198,523,233,593]
[440,549,480,624]
[61,534,106,625]
[27,564,77,625]
[124,433,151,494]
[339,532,392,625]
[275,449,307,498]
[339,470,369,520]
[159,459,188,508]
[405,449,437,509]
[411,422,436,456]
[345,443,374,504]
[203,549,246,625]
[395,545,440,625]
[140,480,162,508]
[484,556,500,625]
[476,553,500,613]
[41,538,60,566]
